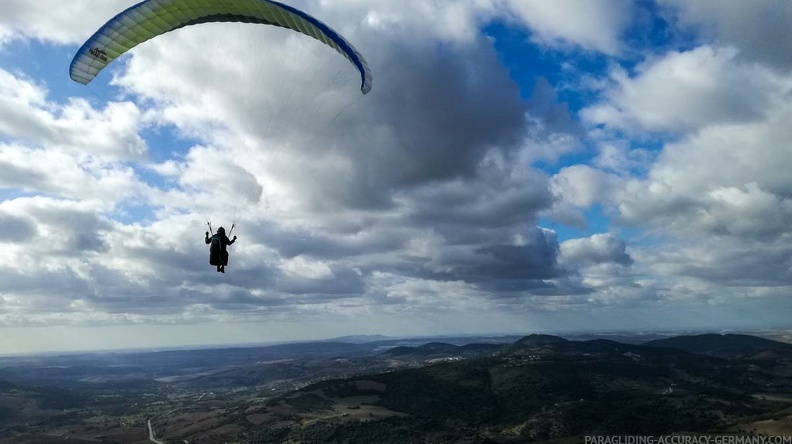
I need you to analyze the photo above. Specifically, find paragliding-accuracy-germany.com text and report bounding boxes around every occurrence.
[585,436,792,444]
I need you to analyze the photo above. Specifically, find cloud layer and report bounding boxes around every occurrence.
[0,0,789,350]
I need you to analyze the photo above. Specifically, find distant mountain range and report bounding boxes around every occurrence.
[323,335,393,344]
[246,332,792,442]
[380,342,502,358]
[1,332,791,443]
[644,333,792,358]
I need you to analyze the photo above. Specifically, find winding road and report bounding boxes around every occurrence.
[147,420,166,444]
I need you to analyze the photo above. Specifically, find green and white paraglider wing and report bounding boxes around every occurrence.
[70,0,372,94]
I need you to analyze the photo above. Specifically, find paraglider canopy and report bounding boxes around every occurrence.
[69,0,373,94]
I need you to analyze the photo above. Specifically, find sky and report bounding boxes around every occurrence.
[0,0,791,354]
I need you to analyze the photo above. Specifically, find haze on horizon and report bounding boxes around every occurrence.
[0,0,791,355]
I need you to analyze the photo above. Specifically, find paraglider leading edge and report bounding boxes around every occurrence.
[69,0,373,94]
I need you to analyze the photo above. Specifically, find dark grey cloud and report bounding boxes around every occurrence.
[477,278,558,294]
[661,0,792,70]
[0,161,49,192]
[242,220,403,261]
[526,284,597,297]
[526,77,583,138]
[233,35,532,211]
[650,239,792,288]
[69,232,106,252]
[0,266,88,297]
[404,172,552,230]
[276,265,365,296]
[379,227,564,293]
[0,213,37,242]
[473,242,560,281]
[76,261,273,315]
[34,205,112,255]
[361,39,526,182]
